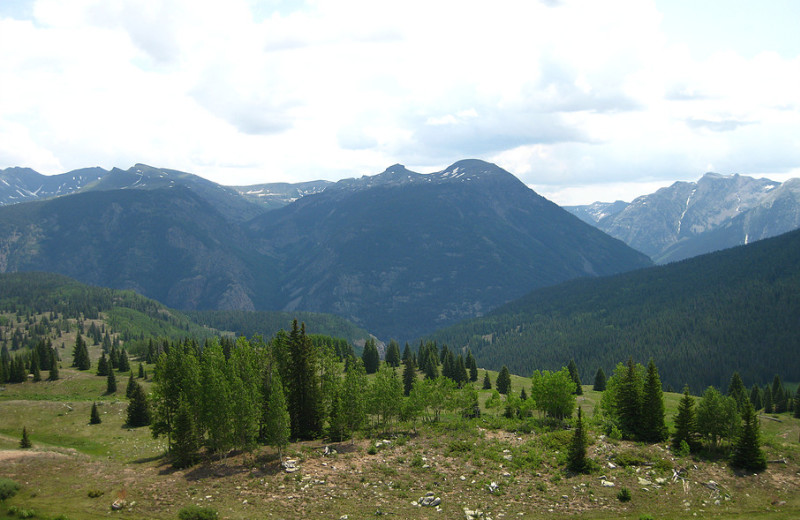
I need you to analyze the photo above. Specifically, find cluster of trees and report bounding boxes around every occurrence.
[0,341,60,384]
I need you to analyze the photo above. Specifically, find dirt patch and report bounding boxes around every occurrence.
[0,449,71,462]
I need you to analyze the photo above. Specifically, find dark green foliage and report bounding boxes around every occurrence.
[496,366,511,395]
[384,339,401,368]
[616,358,642,439]
[97,353,109,376]
[730,402,767,472]
[171,399,201,469]
[0,478,21,501]
[426,228,800,391]
[794,386,800,419]
[20,426,31,449]
[423,350,439,380]
[672,386,699,453]
[138,362,145,378]
[106,368,117,394]
[118,349,130,372]
[402,356,416,397]
[47,348,59,381]
[727,372,747,410]
[567,359,582,395]
[126,371,137,398]
[286,321,322,440]
[763,385,773,413]
[750,384,763,411]
[466,350,478,382]
[361,338,380,374]
[72,333,90,370]
[593,367,607,391]
[566,407,589,473]
[482,370,492,390]
[617,487,632,502]
[90,402,101,425]
[126,383,151,427]
[520,387,527,401]
[177,505,219,520]
[639,360,668,443]
[261,368,290,458]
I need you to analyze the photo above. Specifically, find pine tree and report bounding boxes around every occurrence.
[567,408,589,473]
[90,402,102,424]
[567,359,583,395]
[384,340,401,368]
[496,366,511,395]
[97,353,109,376]
[20,426,32,449]
[672,386,698,452]
[593,367,607,391]
[640,359,668,443]
[286,321,322,440]
[361,338,380,374]
[126,371,137,398]
[771,375,786,413]
[106,368,117,394]
[48,348,59,381]
[126,383,152,427]
[466,350,478,382]
[118,349,130,373]
[730,402,767,472]
[520,387,528,401]
[482,371,492,390]
[423,351,439,380]
[401,342,412,363]
[616,358,643,439]
[763,385,773,413]
[402,356,417,396]
[171,398,200,468]
[727,372,747,411]
[794,386,800,420]
[138,362,145,379]
[72,333,90,371]
[31,353,41,382]
[750,384,763,411]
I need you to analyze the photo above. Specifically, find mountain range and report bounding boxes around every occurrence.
[566,172,800,263]
[0,160,651,341]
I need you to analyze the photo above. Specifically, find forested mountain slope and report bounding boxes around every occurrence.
[426,227,800,391]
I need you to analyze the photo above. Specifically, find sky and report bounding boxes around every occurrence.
[0,0,798,205]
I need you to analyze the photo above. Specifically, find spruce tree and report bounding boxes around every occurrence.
[90,402,102,424]
[616,358,643,439]
[20,426,32,449]
[402,356,416,396]
[496,366,511,395]
[286,321,322,440]
[794,386,800,420]
[593,367,607,391]
[640,359,668,443]
[118,349,130,373]
[771,375,786,413]
[138,362,145,379]
[171,398,200,468]
[72,333,90,370]
[47,348,59,381]
[466,351,478,382]
[763,385,773,413]
[672,386,698,452]
[482,370,492,390]
[97,353,109,377]
[126,383,152,427]
[567,359,583,395]
[126,371,137,398]
[384,340,401,368]
[727,372,747,410]
[106,368,117,394]
[31,355,41,382]
[750,384,763,411]
[361,338,380,374]
[730,402,767,472]
[567,407,589,473]
[423,351,439,380]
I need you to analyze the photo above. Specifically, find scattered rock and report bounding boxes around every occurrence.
[655,477,667,485]
[283,459,299,473]
[601,480,615,488]
[464,508,492,520]
[637,477,653,486]
[419,492,441,507]
[487,482,500,494]
[111,499,127,511]
[607,462,617,469]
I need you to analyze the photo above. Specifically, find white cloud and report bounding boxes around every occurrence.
[0,0,798,203]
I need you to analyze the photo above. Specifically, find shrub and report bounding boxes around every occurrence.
[617,487,632,502]
[87,489,104,498]
[0,478,21,501]
[177,505,218,520]
[639,515,655,520]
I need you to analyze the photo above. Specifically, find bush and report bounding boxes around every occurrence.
[0,478,21,501]
[617,487,632,502]
[177,505,218,520]
[639,515,655,520]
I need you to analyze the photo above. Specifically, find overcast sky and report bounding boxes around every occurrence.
[1,0,798,204]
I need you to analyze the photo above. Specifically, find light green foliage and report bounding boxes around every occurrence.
[198,341,232,451]
[696,386,740,449]
[262,368,290,459]
[227,339,261,452]
[341,357,368,435]
[368,364,404,428]
[409,376,456,423]
[0,478,20,501]
[178,505,219,520]
[530,367,576,420]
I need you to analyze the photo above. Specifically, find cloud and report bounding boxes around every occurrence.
[685,118,754,133]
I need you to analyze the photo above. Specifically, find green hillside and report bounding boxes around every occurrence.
[426,228,800,392]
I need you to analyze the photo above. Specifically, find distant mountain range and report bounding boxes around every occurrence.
[566,172,800,263]
[0,159,650,341]
[427,226,800,391]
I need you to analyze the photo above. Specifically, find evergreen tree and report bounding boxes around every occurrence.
[567,407,589,473]
[31,353,41,382]
[423,351,439,380]
[126,371,137,398]
[520,387,528,401]
[90,402,102,424]
[48,348,59,381]
[567,359,583,395]
[763,385,773,413]
[199,341,233,451]
[482,370,492,390]
[727,372,747,411]
[171,398,200,468]
[97,353,109,377]
[262,368,290,461]
[402,356,417,397]
[72,333,90,370]
[286,321,322,440]
[384,340,401,368]
[616,358,643,439]
[106,368,117,394]
[640,359,668,443]
[750,384,763,411]
[730,402,767,472]
[454,355,469,387]
[496,366,512,395]
[118,349,130,373]
[138,362,145,379]
[126,382,152,427]
[771,375,786,413]
[672,386,698,452]
[593,367,607,391]
[20,426,32,449]
[361,338,380,374]
[466,350,478,382]
[794,386,800,419]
